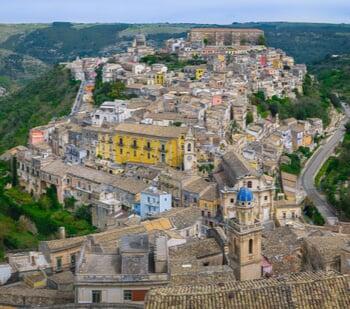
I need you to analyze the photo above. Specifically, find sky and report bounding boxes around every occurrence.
[0,0,349,24]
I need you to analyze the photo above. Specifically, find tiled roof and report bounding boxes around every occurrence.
[222,150,257,183]
[90,225,146,247]
[183,178,213,195]
[40,235,86,252]
[304,234,350,262]
[170,239,222,260]
[115,123,187,139]
[142,218,173,232]
[170,265,235,286]
[145,271,350,309]
[161,207,202,230]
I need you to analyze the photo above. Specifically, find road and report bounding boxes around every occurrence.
[300,102,350,224]
[70,80,87,116]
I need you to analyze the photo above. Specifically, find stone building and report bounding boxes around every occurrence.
[218,150,275,226]
[75,233,169,305]
[226,187,263,281]
[189,28,264,46]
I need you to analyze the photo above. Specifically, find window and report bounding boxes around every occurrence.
[147,141,151,148]
[134,150,137,157]
[133,140,137,147]
[186,230,190,237]
[282,212,286,219]
[56,257,62,272]
[264,195,268,201]
[92,290,102,303]
[161,153,166,163]
[161,144,166,152]
[124,290,132,301]
[120,148,123,154]
[208,211,211,218]
[292,212,295,219]
[147,152,151,159]
[70,254,76,269]
[249,239,253,254]
[230,198,234,203]
[247,181,252,188]
[119,138,123,145]
[147,197,151,203]
[187,143,192,152]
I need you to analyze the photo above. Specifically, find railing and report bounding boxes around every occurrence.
[227,219,262,233]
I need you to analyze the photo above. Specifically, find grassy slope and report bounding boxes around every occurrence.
[0,65,80,153]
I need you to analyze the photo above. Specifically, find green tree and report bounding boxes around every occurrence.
[246,111,254,125]
[344,121,350,135]
[258,35,267,46]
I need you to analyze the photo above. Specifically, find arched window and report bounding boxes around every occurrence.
[249,239,253,254]
[187,143,192,152]
[247,181,252,188]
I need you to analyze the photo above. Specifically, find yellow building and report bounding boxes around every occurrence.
[97,123,188,168]
[155,72,165,85]
[195,68,205,80]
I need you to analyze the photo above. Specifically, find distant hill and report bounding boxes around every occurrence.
[0,22,131,64]
[0,65,80,153]
[1,22,350,66]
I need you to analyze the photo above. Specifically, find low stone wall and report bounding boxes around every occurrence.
[0,286,73,307]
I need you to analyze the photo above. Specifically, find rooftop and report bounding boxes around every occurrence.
[145,271,350,309]
[115,123,187,139]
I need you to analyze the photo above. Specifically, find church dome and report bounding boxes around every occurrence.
[237,187,253,203]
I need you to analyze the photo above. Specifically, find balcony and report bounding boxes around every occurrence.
[227,219,262,233]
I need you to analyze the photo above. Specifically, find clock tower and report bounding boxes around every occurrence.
[184,127,196,171]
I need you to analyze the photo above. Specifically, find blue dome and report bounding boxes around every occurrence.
[237,187,253,203]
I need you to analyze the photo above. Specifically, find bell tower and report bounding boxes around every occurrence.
[227,187,262,281]
[184,127,196,171]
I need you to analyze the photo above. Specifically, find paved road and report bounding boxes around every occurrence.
[70,80,86,116]
[300,102,350,224]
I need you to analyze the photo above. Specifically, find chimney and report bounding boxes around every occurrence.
[59,226,66,239]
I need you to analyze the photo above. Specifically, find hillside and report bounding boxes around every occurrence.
[0,22,131,64]
[0,24,48,43]
[230,22,350,64]
[310,54,350,104]
[0,65,80,153]
[0,48,48,88]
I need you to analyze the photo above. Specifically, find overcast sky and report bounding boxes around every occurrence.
[0,0,349,24]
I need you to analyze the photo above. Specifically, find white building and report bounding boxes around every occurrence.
[92,100,131,126]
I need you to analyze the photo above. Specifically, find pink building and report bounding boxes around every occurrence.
[212,95,222,106]
[260,55,267,67]
[29,129,45,145]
